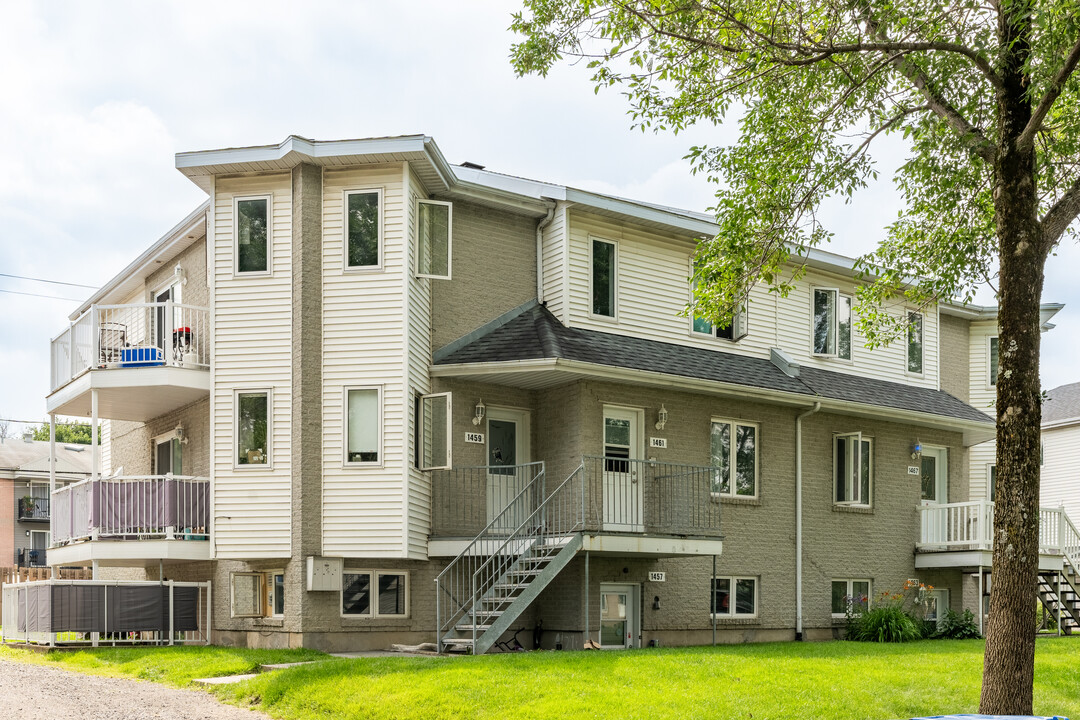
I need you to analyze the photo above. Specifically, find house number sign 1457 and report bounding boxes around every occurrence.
[648,571,666,582]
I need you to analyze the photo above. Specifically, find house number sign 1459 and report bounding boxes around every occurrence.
[465,432,485,444]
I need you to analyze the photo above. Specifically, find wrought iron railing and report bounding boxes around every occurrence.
[50,302,209,392]
[16,548,48,568]
[430,462,546,537]
[18,496,50,522]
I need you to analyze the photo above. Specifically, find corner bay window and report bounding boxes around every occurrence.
[834,432,872,506]
[711,577,757,617]
[345,387,380,464]
[237,391,269,466]
[831,579,870,616]
[236,196,270,274]
[812,288,852,359]
[907,311,923,374]
[417,392,451,470]
[341,570,408,617]
[592,238,616,318]
[417,200,451,279]
[710,419,757,498]
[691,270,747,341]
[989,336,1000,386]
[345,190,381,268]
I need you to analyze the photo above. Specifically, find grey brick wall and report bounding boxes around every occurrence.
[939,313,971,403]
[107,399,210,478]
[430,199,537,352]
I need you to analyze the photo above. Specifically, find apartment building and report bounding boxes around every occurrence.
[41,134,1079,652]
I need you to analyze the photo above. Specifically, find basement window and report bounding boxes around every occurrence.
[711,576,757,618]
[341,570,409,618]
[831,579,871,617]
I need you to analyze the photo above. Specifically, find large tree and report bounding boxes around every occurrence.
[511,0,1080,713]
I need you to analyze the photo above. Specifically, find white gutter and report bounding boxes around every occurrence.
[535,200,557,304]
[795,401,821,640]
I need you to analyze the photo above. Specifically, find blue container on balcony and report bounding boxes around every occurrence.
[120,346,165,367]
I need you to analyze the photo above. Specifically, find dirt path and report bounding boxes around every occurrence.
[0,659,269,720]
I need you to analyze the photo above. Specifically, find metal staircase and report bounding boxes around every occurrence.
[435,463,585,655]
[1037,509,1080,635]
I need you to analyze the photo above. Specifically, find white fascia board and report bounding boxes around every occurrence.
[1041,416,1080,430]
[563,188,718,237]
[446,179,555,217]
[452,166,567,201]
[71,200,210,319]
[431,357,994,434]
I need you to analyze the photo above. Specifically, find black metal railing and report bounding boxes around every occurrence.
[430,463,546,537]
[18,497,50,522]
[17,548,48,568]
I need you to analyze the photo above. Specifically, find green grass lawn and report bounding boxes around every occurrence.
[3,638,1080,720]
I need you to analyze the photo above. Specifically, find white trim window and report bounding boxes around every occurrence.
[341,570,409,618]
[236,390,271,467]
[590,237,617,319]
[907,311,924,374]
[834,432,872,507]
[344,188,383,270]
[691,267,748,341]
[417,199,452,279]
[417,392,452,471]
[988,336,1000,387]
[711,576,757,618]
[230,570,284,618]
[709,419,758,498]
[344,386,382,466]
[924,588,949,626]
[153,430,183,476]
[831,579,871,616]
[234,195,272,275]
[811,287,852,360]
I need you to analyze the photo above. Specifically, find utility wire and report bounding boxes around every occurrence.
[0,272,98,289]
[0,288,83,302]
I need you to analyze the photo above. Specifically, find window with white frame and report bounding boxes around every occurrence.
[235,196,271,274]
[691,269,748,341]
[989,336,1000,386]
[812,288,852,359]
[345,387,381,465]
[345,189,382,269]
[831,579,871,616]
[236,390,270,466]
[711,576,757,617]
[341,570,409,617]
[230,571,284,618]
[924,588,949,625]
[591,238,617,318]
[153,431,183,476]
[417,200,452,279]
[907,311,923,374]
[834,433,872,506]
[417,392,451,470]
[710,419,758,498]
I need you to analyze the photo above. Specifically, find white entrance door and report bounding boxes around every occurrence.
[602,407,643,532]
[599,583,638,649]
[486,408,531,532]
[920,447,948,544]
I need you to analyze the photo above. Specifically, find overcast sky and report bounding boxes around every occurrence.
[1,0,1078,429]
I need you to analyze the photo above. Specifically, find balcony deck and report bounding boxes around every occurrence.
[47,302,209,421]
[48,475,210,567]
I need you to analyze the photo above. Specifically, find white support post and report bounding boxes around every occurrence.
[168,581,175,646]
[49,414,56,580]
[978,567,984,636]
[1058,573,1062,637]
[91,388,99,480]
[206,581,212,646]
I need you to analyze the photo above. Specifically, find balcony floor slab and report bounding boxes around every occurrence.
[428,534,722,558]
[47,538,211,568]
[46,365,209,421]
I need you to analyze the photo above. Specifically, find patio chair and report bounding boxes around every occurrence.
[99,321,127,364]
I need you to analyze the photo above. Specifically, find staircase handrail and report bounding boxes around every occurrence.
[1060,507,1080,570]
[434,462,546,643]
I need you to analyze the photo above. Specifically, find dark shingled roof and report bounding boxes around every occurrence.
[1043,382,1080,425]
[435,303,993,426]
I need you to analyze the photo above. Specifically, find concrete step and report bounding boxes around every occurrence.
[192,673,259,686]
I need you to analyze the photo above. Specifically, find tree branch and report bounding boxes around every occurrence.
[1041,174,1080,247]
[1018,31,1080,151]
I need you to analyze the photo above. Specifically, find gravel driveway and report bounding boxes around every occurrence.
[0,659,269,720]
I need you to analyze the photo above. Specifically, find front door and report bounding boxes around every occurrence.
[920,447,948,505]
[486,408,531,531]
[599,583,638,649]
[603,407,643,532]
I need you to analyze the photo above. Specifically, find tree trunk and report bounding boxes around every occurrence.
[980,3,1046,714]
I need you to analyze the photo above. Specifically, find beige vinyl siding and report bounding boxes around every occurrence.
[541,202,568,322]
[405,168,433,558]
[321,164,409,558]
[967,440,996,502]
[1040,425,1080,522]
[564,211,939,388]
[212,174,293,560]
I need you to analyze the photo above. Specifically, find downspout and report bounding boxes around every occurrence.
[795,401,821,641]
[536,200,557,304]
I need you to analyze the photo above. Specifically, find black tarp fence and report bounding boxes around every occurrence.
[4,580,207,645]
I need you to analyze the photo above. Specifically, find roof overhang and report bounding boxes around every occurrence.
[940,301,1064,331]
[431,358,995,445]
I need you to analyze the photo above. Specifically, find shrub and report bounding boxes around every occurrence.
[847,605,923,642]
[930,609,982,639]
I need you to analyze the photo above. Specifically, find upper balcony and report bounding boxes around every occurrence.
[47,302,210,421]
[916,500,1080,571]
[17,496,50,523]
[429,457,722,557]
[48,475,210,566]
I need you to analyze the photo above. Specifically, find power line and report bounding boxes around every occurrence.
[0,288,82,302]
[0,272,98,289]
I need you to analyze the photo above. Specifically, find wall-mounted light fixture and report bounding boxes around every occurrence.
[472,399,486,426]
[910,440,922,462]
[175,423,189,444]
[653,595,661,611]
[655,404,668,431]
[174,263,187,287]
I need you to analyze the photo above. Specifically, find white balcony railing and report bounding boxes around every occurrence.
[918,501,1079,556]
[50,302,209,392]
[51,476,209,546]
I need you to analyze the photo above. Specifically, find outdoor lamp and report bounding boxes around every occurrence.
[911,440,922,461]
[473,399,486,426]
[655,404,668,431]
